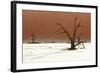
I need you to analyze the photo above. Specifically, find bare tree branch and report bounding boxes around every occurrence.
[74,36,81,47]
[74,16,78,27]
[56,23,72,41]
[73,21,81,41]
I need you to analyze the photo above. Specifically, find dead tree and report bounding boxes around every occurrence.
[55,17,86,50]
[31,32,35,43]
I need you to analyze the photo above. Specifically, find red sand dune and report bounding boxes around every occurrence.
[22,10,91,43]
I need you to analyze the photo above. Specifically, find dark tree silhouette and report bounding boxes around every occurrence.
[31,32,35,43]
[55,17,86,50]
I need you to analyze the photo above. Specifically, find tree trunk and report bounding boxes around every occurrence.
[32,33,35,43]
[68,41,77,50]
